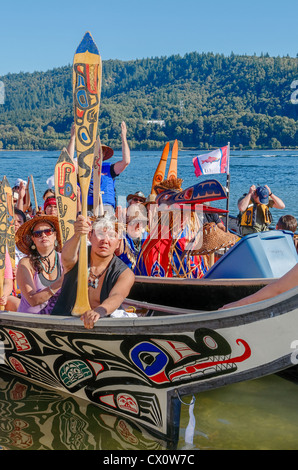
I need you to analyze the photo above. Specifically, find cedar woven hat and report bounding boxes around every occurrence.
[193,222,238,255]
[15,215,62,255]
[102,145,114,161]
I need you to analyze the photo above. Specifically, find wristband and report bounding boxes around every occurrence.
[269,193,272,196]
[48,286,55,296]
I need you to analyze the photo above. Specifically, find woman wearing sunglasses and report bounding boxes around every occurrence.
[15,215,63,314]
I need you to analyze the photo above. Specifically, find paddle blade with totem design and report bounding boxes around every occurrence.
[0,182,7,309]
[54,148,77,245]
[72,31,102,316]
[2,176,15,269]
[73,31,102,216]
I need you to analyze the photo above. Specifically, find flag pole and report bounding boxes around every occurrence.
[225,142,230,232]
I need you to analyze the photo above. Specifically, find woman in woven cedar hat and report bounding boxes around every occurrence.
[192,222,239,257]
[15,215,64,315]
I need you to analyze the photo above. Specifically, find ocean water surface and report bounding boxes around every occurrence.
[1,148,298,222]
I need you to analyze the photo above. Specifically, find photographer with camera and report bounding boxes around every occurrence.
[238,184,285,236]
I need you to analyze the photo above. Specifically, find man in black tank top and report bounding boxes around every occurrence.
[52,214,135,328]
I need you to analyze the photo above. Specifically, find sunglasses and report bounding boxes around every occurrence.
[32,228,55,238]
[131,198,144,203]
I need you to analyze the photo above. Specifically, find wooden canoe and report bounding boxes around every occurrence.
[0,278,297,442]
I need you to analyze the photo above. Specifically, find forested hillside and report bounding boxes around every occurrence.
[0,52,297,150]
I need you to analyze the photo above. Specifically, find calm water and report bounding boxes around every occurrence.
[1,370,298,450]
[0,148,298,451]
[1,148,298,222]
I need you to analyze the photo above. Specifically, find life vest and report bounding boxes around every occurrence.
[240,203,272,228]
[87,162,116,208]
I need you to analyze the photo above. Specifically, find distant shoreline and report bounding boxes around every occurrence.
[1,147,298,152]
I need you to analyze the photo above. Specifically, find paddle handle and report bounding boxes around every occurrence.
[98,193,104,217]
[94,188,104,217]
[71,233,90,316]
[72,179,91,316]
[31,175,38,212]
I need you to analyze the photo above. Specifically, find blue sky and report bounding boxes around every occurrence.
[0,0,297,76]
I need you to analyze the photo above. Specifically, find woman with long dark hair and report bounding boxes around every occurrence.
[15,215,63,314]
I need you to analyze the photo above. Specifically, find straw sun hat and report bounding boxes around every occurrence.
[193,222,238,255]
[15,215,62,255]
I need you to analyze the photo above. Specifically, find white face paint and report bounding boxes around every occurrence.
[92,215,121,238]
[91,216,121,257]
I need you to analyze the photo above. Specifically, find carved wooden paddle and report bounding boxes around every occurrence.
[54,148,77,245]
[2,177,15,293]
[167,139,178,180]
[30,174,39,213]
[92,137,104,218]
[150,142,169,195]
[72,32,102,316]
[0,182,7,310]
[2,177,14,270]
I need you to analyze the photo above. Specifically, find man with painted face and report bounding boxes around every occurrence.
[238,184,285,236]
[52,214,135,328]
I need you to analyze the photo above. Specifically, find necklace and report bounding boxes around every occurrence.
[133,237,141,253]
[88,258,113,289]
[39,250,58,274]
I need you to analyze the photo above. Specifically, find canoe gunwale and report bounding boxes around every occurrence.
[134,276,276,286]
[0,284,297,333]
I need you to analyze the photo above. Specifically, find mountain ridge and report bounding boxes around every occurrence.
[0,52,297,150]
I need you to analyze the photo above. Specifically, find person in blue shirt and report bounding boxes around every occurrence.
[67,121,130,215]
